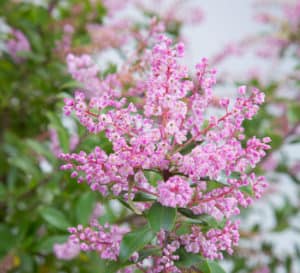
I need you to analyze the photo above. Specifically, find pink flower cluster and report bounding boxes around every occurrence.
[53,238,80,260]
[59,34,270,270]
[68,221,129,261]
[5,29,31,62]
[180,220,240,259]
[158,176,193,208]
[54,202,128,261]
[66,54,103,97]
[152,230,181,273]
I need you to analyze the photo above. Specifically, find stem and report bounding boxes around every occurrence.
[134,186,158,197]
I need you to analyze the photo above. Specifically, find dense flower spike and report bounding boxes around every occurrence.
[68,221,129,261]
[180,220,240,259]
[158,176,193,207]
[59,34,270,272]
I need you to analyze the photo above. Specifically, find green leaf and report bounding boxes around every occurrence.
[175,247,203,267]
[239,185,254,196]
[138,247,161,261]
[178,208,225,229]
[176,222,191,235]
[117,197,134,212]
[147,202,177,232]
[188,215,226,230]
[76,192,96,225]
[11,156,40,179]
[265,132,282,150]
[103,260,132,273]
[47,112,70,153]
[144,170,163,186]
[40,207,71,231]
[16,50,45,62]
[178,207,198,218]
[206,180,227,191]
[0,224,16,258]
[199,260,227,273]
[119,225,155,262]
[102,63,117,77]
[26,139,54,162]
[133,192,156,202]
[60,80,84,90]
[288,103,300,124]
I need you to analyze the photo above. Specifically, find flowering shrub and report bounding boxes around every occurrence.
[6,0,300,272]
[0,1,204,272]
[58,33,271,272]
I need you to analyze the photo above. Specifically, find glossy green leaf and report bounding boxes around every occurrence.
[47,112,70,153]
[76,192,96,225]
[40,207,71,231]
[199,260,227,273]
[26,139,54,162]
[119,225,155,262]
[175,247,203,267]
[133,192,156,202]
[240,185,254,196]
[104,260,132,273]
[144,170,162,186]
[147,202,177,232]
[178,208,225,229]
[138,247,161,261]
[60,80,84,90]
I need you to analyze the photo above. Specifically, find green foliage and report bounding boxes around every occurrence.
[1,0,299,272]
[175,248,203,268]
[199,260,227,273]
[178,208,226,230]
[76,192,97,226]
[0,1,111,272]
[39,207,71,231]
[119,225,155,262]
[147,202,177,232]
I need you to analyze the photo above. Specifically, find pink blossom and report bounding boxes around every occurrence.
[68,221,129,261]
[53,238,80,260]
[158,176,193,208]
[59,35,270,267]
[180,220,240,259]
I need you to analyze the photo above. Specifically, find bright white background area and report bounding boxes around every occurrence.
[185,0,256,65]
